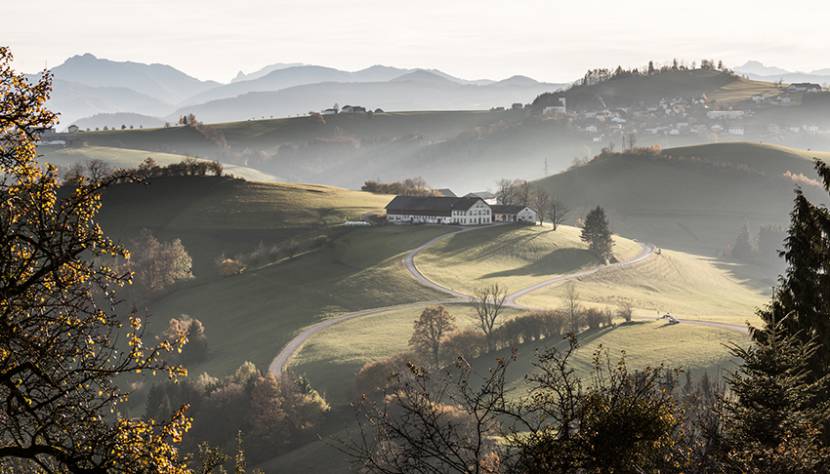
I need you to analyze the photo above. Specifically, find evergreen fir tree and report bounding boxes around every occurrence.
[754,160,830,377]
[723,316,830,471]
[580,206,614,262]
[730,223,755,260]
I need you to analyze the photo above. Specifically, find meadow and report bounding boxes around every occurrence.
[415,224,642,297]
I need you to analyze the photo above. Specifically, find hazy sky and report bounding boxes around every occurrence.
[9,0,830,83]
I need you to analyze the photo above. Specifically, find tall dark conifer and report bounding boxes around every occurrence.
[754,160,830,376]
[581,206,614,262]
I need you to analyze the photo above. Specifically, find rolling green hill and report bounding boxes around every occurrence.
[533,69,781,111]
[95,176,392,276]
[150,225,450,377]
[534,142,829,257]
[61,110,597,190]
[40,145,281,183]
[416,224,642,296]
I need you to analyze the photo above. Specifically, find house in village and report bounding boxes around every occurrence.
[341,105,367,113]
[385,196,492,225]
[490,205,537,224]
[788,83,822,93]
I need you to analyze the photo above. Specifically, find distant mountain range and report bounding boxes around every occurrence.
[734,60,830,85]
[172,70,565,123]
[34,54,567,129]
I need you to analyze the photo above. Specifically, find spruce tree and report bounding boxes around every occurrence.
[754,160,830,377]
[730,223,755,260]
[581,206,614,262]
[723,317,830,471]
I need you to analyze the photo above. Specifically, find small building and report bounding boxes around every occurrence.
[788,83,822,93]
[67,124,80,133]
[385,196,492,225]
[321,108,338,115]
[434,188,457,197]
[341,105,367,113]
[464,191,497,205]
[706,110,745,120]
[490,205,537,224]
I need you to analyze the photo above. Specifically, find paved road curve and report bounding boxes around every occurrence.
[270,225,745,375]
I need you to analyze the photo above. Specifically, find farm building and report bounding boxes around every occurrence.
[490,205,537,224]
[385,196,492,225]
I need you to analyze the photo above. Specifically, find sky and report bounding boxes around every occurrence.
[8,0,830,83]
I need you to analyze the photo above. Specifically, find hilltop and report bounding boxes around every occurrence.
[534,142,830,256]
[533,68,780,111]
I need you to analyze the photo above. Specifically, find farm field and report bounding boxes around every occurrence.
[518,248,767,325]
[415,224,643,297]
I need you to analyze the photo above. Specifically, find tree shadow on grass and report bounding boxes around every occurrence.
[432,225,551,260]
[480,248,598,279]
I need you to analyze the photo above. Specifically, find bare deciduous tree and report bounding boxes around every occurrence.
[531,189,550,226]
[617,298,634,323]
[496,178,515,205]
[86,159,113,181]
[474,283,508,352]
[564,282,580,334]
[549,198,570,230]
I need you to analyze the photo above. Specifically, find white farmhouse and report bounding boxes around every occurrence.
[490,205,537,224]
[385,196,492,225]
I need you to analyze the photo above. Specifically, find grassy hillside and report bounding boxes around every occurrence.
[534,142,829,257]
[518,248,767,325]
[472,320,746,399]
[40,145,280,182]
[289,302,523,404]
[149,225,451,377]
[416,225,642,296]
[95,176,392,276]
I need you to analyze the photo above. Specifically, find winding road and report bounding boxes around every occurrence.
[269,225,746,376]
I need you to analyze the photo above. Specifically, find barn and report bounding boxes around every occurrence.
[490,205,537,224]
[385,196,492,225]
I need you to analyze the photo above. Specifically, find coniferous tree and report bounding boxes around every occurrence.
[580,206,614,262]
[723,317,830,471]
[730,223,755,260]
[753,160,830,377]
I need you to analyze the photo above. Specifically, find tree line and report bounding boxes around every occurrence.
[62,156,224,184]
[362,177,439,196]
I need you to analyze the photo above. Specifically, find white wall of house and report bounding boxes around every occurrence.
[387,213,453,224]
[516,207,537,223]
[493,207,537,224]
[452,200,492,225]
[387,199,493,225]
